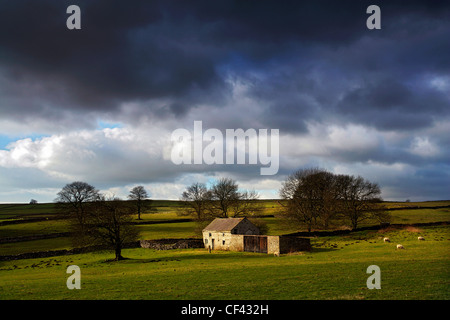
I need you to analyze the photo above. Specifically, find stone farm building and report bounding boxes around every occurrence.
[202,217,311,255]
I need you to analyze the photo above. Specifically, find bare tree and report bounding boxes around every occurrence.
[279,168,325,232]
[208,178,241,218]
[55,181,100,226]
[180,182,211,220]
[78,197,140,261]
[335,174,388,230]
[207,178,262,218]
[55,181,140,259]
[180,178,263,221]
[279,168,386,232]
[231,189,263,217]
[309,170,339,229]
[128,186,150,220]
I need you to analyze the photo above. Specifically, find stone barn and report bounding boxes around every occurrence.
[203,218,311,254]
[202,217,260,251]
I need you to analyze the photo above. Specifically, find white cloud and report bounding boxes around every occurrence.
[0,116,448,203]
[0,124,177,184]
[409,137,440,157]
[428,75,450,92]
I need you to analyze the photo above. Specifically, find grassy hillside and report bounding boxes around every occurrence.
[1,200,449,254]
[0,224,448,300]
[0,200,449,300]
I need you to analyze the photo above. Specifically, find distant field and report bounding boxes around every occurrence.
[0,200,182,221]
[2,199,448,218]
[0,203,58,221]
[0,219,70,238]
[1,199,449,251]
[0,237,72,256]
[0,199,449,300]
[390,208,450,224]
[384,200,450,209]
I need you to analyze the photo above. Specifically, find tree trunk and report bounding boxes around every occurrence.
[137,200,142,220]
[352,215,358,230]
[115,246,124,261]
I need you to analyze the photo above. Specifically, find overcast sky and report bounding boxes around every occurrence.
[0,0,449,203]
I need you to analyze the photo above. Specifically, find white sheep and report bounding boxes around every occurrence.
[418,236,425,241]
[383,237,390,242]
[396,244,404,249]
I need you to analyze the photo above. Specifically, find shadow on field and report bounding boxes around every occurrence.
[101,257,182,264]
[128,250,286,263]
[310,247,340,253]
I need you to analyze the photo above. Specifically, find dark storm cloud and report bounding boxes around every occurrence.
[0,0,228,121]
[1,0,448,130]
[336,78,450,130]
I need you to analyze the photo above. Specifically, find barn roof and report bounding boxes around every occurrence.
[203,218,247,232]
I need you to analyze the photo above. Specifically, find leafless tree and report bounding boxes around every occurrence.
[313,170,341,229]
[79,197,140,261]
[180,178,263,220]
[128,186,150,220]
[335,174,388,230]
[208,178,240,218]
[280,168,389,232]
[279,168,326,232]
[207,178,262,218]
[54,181,100,226]
[231,189,263,217]
[180,182,212,221]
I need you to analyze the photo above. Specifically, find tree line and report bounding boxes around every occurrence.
[54,168,389,260]
[179,178,262,220]
[279,168,389,232]
[180,169,389,232]
[178,177,267,233]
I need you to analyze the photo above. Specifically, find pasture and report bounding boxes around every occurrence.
[0,200,449,300]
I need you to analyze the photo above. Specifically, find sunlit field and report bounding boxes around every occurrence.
[1,200,449,300]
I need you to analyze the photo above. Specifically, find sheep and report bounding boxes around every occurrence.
[418,236,425,241]
[383,237,390,243]
[396,244,404,249]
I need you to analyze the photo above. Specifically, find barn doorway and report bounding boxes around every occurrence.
[244,236,268,253]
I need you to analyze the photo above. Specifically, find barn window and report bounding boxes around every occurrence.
[222,240,225,245]
[209,233,212,237]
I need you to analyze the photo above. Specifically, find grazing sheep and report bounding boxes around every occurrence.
[383,237,390,242]
[418,236,425,241]
[396,244,404,249]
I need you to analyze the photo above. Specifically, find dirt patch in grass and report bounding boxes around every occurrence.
[377,225,423,234]
[404,226,422,233]
[377,226,396,233]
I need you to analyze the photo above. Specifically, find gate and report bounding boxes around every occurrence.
[244,236,268,253]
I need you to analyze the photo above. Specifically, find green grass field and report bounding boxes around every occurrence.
[0,200,449,300]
